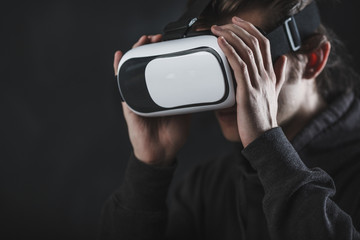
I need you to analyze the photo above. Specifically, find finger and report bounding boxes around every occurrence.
[113,50,123,75]
[212,25,259,84]
[217,23,264,72]
[217,36,252,90]
[232,17,273,72]
[273,55,288,94]
[148,34,162,43]
[132,35,149,48]
[113,51,132,114]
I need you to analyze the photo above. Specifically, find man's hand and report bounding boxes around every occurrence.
[114,35,191,166]
[211,17,288,147]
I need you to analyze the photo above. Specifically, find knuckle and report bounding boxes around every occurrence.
[231,48,238,58]
[249,36,259,47]
[261,37,271,49]
[239,59,247,71]
[245,47,254,59]
[224,44,237,57]
[229,47,237,56]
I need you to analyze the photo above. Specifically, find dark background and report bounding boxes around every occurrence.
[0,1,358,239]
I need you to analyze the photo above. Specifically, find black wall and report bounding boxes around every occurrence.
[0,1,359,239]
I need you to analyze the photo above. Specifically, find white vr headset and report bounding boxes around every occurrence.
[117,0,320,117]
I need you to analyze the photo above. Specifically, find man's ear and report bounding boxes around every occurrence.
[303,40,331,79]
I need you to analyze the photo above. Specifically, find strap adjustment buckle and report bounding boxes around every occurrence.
[163,17,198,41]
[284,16,301,51]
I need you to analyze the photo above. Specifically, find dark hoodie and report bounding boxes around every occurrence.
[99,92,360,240]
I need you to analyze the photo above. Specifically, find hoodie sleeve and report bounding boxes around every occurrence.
[242,127,360,240]
[98,153,176,240]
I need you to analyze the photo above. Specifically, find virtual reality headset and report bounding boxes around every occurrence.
[117,0,320,117]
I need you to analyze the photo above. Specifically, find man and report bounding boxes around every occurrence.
[100,0,360,239]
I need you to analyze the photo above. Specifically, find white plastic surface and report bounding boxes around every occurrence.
[144,51,225,108]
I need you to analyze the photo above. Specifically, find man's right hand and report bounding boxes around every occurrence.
[114,35,191,166]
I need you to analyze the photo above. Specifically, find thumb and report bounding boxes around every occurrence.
[113,50,123,75]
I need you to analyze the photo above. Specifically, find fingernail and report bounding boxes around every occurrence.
[233,16,244,22]
[212,25,221,31]
[219,36,228,45]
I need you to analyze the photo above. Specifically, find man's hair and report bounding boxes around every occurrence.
[188,0,360,102]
